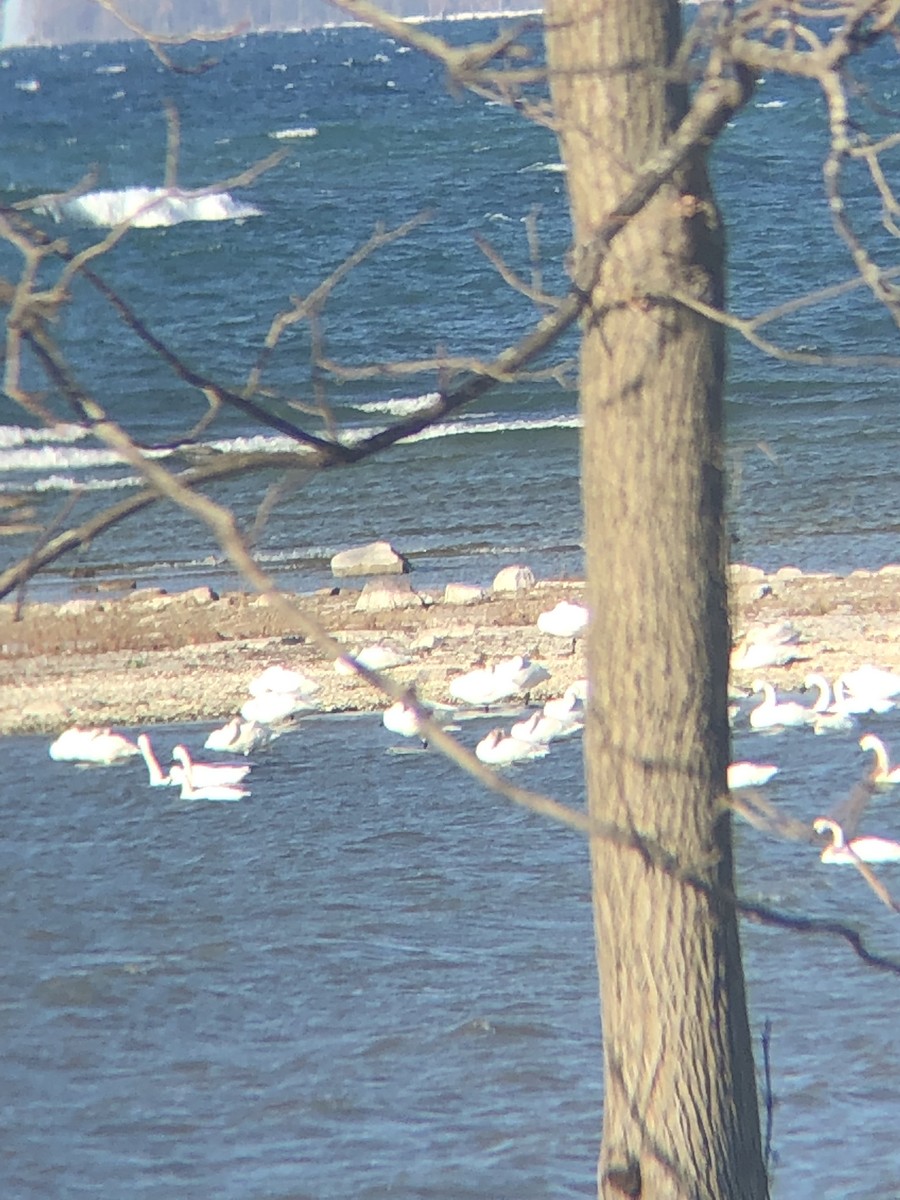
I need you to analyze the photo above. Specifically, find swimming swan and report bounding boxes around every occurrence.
[813,816,900,864]
[837,664,900,703]
[171,745,252,788]
[178,774,250,802]
[475,728,549,765]
[510,710,582,745]
[136,733,174,786]
[727,762,779,789]
[803,673,855,734]
[859,734,900,784]
[831,678,895,716]
[204,717,274,755]
[48,726,140,765]
[749,681,814,730]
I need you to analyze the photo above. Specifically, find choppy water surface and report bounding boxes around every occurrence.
[3,18,900,1199]
[4,707,900,1198]
[1,23,899,596]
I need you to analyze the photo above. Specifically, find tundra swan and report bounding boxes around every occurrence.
[542,681,587,724]
[727,762,779,789]
[240,690,312,726]
[838,664,900,703]
[136,733,173,786]
[536,601,588,640]
[859,734,900,784]
[803,673,855,734]
[813,816,900,864]
[247,665,318,699]
[204,717,274,755]
[749,681,814,730]
[475,728,549,765]
[731,621,802,672]
[178,775,249,802]
[510,710,582,745]
[171,745,252,787]
[832,678,895,716]
[449,665,519,708]
[48,726,140,765]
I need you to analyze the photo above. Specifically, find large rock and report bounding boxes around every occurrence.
[443,582,486,606]
[354,577,424,612]
[492,564,536,594]
[331,540,410,579]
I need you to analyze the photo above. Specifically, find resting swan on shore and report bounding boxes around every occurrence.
[813,816,900,864]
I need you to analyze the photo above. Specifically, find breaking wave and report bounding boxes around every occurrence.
[32,186,263,228]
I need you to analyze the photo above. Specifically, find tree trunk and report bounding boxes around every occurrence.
[543,1,768,1197]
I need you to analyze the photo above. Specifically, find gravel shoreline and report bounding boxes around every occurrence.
[2,564,899,736]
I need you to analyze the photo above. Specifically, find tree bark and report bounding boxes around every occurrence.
[543,1,768,1196]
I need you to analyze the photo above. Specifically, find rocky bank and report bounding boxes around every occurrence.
[1,563,898,736]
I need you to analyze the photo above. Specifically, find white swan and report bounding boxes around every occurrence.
[542,680,587,724]
[204,717,274,755]
[536,600,588,640]
[813,816,900,864]
[136,733,173,786]
[48,726,140,765]
[749,681,814,730]
[475,728,549,765]
[727,762,779,789]
[838,664,900,703]
[859,734,900,784]
[240,690,313,726]
[510,710,582,745]
[171,745,252,788]
[803,673,855,734]
[449,665,520,708]
[831,677,895,716]
[178,774,249,802]
[730,621,802,671]
[494,654,551,694]
[246,665,318,699]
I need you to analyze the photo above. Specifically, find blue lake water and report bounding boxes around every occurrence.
[3,18,900,1199]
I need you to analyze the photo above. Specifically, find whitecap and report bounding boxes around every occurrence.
[756,100,786,109]
[350,393,440,417]
[34,186,263,229]
[0,424,89,450]
[269,126,318,140]
[95,64,126,75]
[14,78,40,92]
[518,161,567,173]
[33,473,140,493]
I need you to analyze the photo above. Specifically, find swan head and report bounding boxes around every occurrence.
[813,817,844,847]
[859,733,884,753]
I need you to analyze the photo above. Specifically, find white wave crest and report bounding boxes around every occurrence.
[34,186,263,228]
[405,414,581,443]
[0,423,89,450]
[350,393,440,417]
[33,473,140,493]
[518,161,567,173]
[269,126,318,140]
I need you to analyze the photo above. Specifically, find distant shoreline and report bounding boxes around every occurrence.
[2,8,543,51]
[2,564,899,736]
